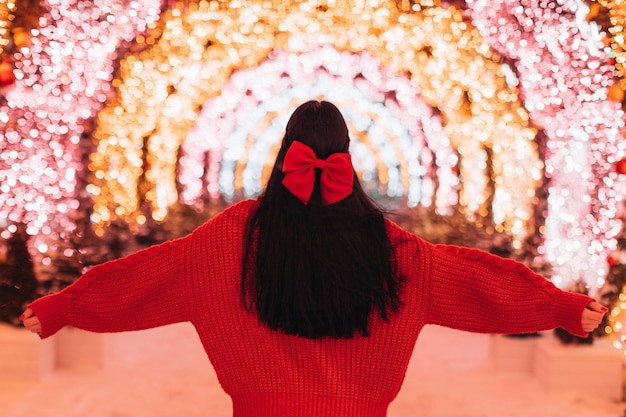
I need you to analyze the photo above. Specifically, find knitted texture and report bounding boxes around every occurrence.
[28,199,593,417]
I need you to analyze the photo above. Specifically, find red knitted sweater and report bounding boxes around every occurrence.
[28,199,593,417]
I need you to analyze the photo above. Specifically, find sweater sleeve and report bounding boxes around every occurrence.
[425,243,593,337]
[27,237,190,339]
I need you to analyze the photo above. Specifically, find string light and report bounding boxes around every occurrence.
[0,0,161,245]
[467,0,625,289]
[0,0,623,302]
[179,45,459,210]
[607,285,626,354]
[0,0,15,56]
[594,0,626,79]
[92,0,540,249]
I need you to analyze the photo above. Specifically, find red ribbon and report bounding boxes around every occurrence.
[282,141,354,205]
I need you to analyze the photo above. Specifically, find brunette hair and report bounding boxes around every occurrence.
[241,100,403,339]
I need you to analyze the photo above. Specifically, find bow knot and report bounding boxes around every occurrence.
[282,141,354,205]
[313,159,326,170]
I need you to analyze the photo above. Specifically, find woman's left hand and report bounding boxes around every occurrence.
[20,308,42,336]
[582,301,608,333]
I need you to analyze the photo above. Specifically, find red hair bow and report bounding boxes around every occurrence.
[282,141,354,205]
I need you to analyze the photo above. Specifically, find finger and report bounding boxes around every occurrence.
[23,318,40,327]
[582,309,603,320]
[582,313,603,325]
[586,301,609,314]
[19,308,34,321]
[22,317,39,327]
[23,315,42,334]
[583,309,603,318]
[582,319,601,332]
[27,325,42,334]
[581,310,603,331]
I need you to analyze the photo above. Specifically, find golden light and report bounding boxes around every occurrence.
[92,0,539,247]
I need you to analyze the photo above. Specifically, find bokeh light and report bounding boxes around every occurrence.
[1,1,626,342]
[92,1,541,246]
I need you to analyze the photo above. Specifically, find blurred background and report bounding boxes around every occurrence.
[1,0,626,355]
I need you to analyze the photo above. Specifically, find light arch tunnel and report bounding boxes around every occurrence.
[90,1,541,254]
[80,0,626,292]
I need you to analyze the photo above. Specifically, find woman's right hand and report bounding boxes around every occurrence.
[582,301,608,333]
[20,308,42,336]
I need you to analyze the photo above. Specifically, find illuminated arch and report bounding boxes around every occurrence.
[180,45,458,211]
[92,1,538,239]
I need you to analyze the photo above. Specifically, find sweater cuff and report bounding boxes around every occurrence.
[27,293,71,339]
[555,291,594,338]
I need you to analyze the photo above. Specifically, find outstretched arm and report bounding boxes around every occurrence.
[21,237,190,338]
[426,243,606,337]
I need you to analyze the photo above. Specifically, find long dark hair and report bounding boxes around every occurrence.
[241,100,403,339]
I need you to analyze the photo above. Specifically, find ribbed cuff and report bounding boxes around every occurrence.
[231,393,389,417]
[28,293,71,339]
[554,291,594,338]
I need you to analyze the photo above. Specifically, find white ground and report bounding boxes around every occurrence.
[1,324,623,417]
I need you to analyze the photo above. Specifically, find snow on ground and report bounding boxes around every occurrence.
[1,324,623,417]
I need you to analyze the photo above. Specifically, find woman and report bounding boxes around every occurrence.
[22,100,606,417]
